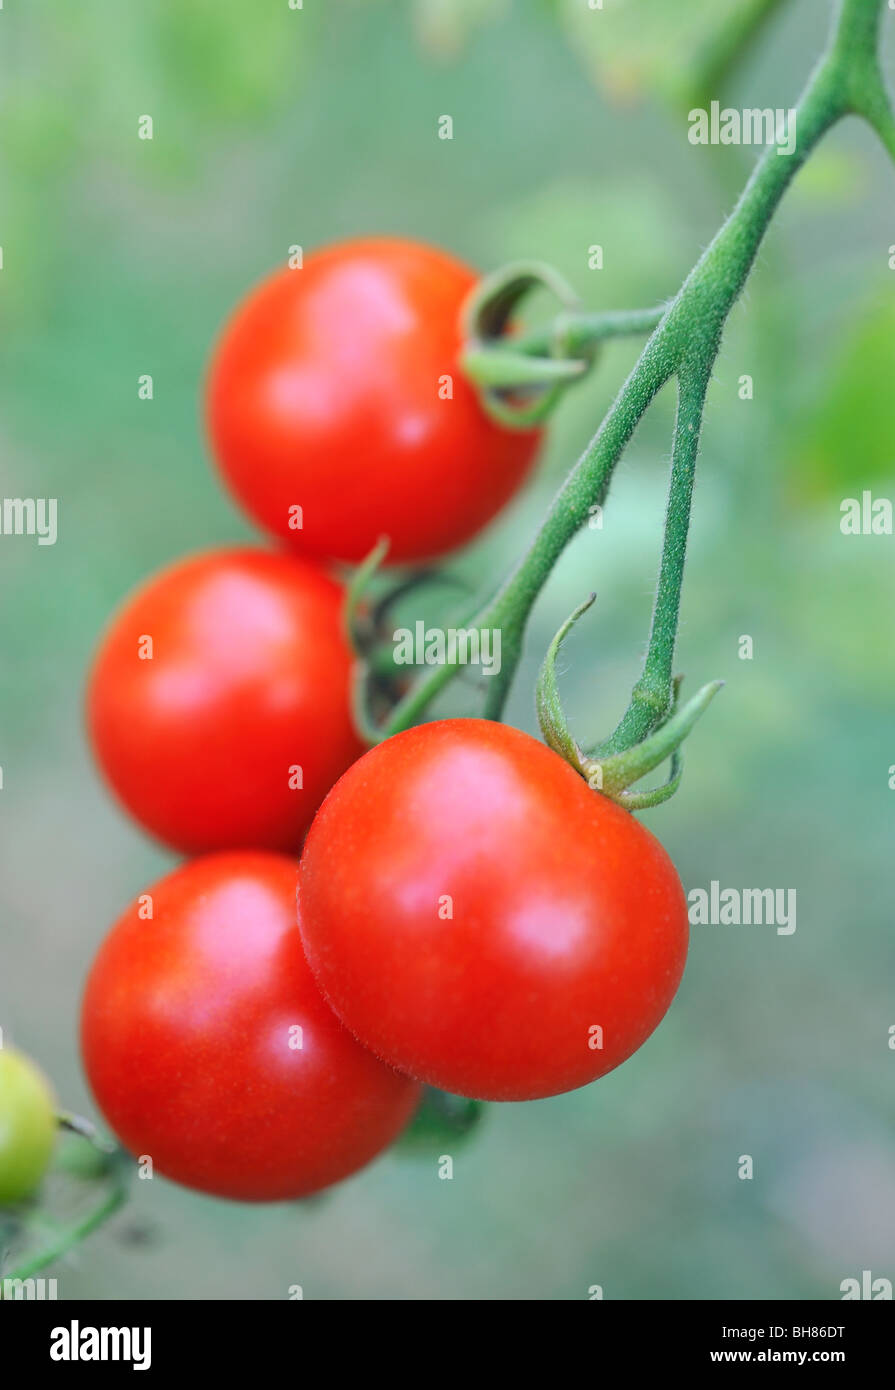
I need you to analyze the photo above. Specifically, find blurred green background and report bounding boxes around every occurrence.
[1,0,894,1300]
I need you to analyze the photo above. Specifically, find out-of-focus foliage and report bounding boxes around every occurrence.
[154,0,313,124]
[555,0,755,106]
[0,1,319,167]
[485,174,690,306]
[792,146,868,203]
[413,0,508,57]
[785,299,895,499]
[0,1,320,318]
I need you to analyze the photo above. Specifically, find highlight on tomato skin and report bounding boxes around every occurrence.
[205,237,542,566]
[86,547,364,856]
[80,852,421,1203]
[298,717,689,1103]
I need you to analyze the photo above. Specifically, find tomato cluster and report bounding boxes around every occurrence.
[81,237,688,1204]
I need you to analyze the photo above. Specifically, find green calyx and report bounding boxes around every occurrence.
[345,536,487,746]
[460,260,667,428]
[536,595,723,810]
[459,260,598,428]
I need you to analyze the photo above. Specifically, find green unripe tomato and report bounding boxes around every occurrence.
[0,1047,57,1204]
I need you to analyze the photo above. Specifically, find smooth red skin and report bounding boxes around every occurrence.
[206,237,541,565]
[81,853,420,1202]
[300,719,689,1102]
[87,548,363,855]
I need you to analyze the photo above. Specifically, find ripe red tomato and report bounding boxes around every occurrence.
[81,853,420,1201]
[299,719,688,1102]
[205,237,541,565]
[87,548,363,854]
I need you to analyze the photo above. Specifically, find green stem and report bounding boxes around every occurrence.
[2,1184,126,1285]
[512,305,666,359]
[836,1,895,154]
[598,367,710,754]
[460,347,588,390]
[461,304,666,429]
[374,0,893,742]
[592,680,724,799]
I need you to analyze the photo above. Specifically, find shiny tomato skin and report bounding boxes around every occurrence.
[206,238,541,565]
[299,719,689,1102]
[87,548,363,855]
[81,853,420,1202]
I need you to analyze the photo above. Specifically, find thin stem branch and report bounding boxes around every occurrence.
[2,1183,127,1285]
[371,0,893,744]
[512,305,667,359]
[642,370,710,697]
[598,367,710,755]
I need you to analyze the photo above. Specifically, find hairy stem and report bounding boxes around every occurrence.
[376,0,893,742]
[598,367,711,755]
[513,305,666,359]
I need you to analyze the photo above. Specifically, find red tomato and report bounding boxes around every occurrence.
[205,238,540,565]
[81,853,420,1201]
[299,719,689,1102]
[87,548,363,854]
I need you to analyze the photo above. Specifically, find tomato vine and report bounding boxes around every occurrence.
[358,0,895,806]
[5,0,894,1287]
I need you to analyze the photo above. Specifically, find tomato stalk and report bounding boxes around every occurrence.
[591,365,713,759]
[510,306,668,362]
[0,1117,129,1287]
[2,1184,127,1288]
[357,0,895,802]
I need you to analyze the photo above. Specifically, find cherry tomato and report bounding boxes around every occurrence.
[206,237,541,565]
[299,719,688,1102]
[81,853,420,1202]
[87,548,363,854]
[0,1047,57,1204]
